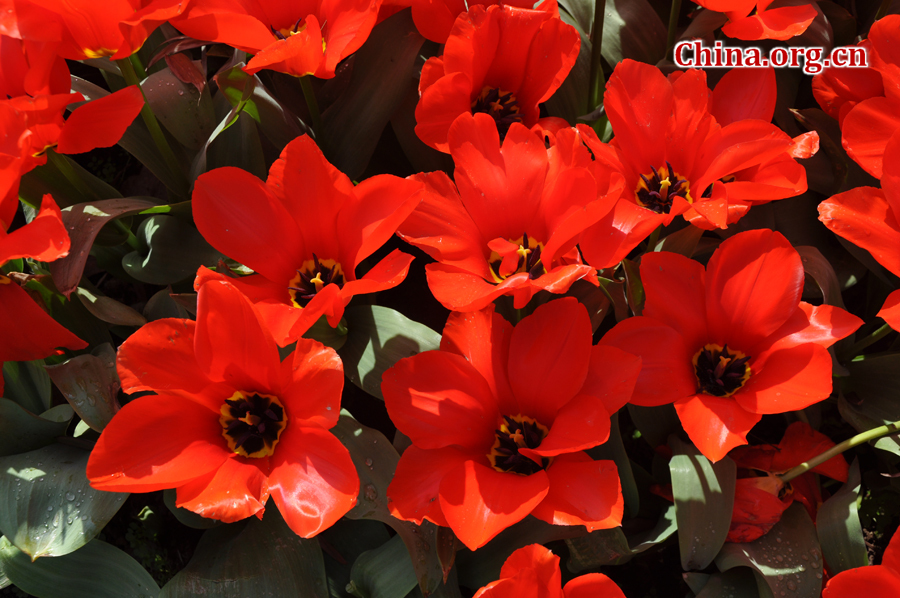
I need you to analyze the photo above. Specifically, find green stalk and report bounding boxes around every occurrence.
[780,420,900,482]
[645,224,663,253]
[116,58,188,195]
[875,0,892,22]
[847,323,894,358]
[587,0,607,114]
[299,75,324,139]
[666,0,683,56]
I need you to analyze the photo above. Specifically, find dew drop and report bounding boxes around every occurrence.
[364,458,373,468]
[364,484,378,501]
[65,492,76,501]
[786,581,797,591]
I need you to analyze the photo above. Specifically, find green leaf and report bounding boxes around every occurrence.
[142,63,215,150]
[0,537,158,597]
[50,197,159,297]
[600,0,666,65]
[75,288,147,327]
[319,519,390,598]
[795,245,847,309]
[0,399,69,456]
[2,360,52,414]
[669,436,736,570]
[189,71,256,180]
[622,258,644,316]
[321,9,425,179]
[206,110,268,180]
[304,316,349,352]
[587,411,638,517]
[159,505,328,597]
[17,153,121,210]
[45,346,120,433]
[122,215,223,285]
[695,568,760,598]
[0,443,128,559]
[627,403,681,448]
[348,535,418,598]
[543,24,589,123]
[338,306,441,401]
[715,504,824,598]
[816,459,868,574]
[566,503,677,571]
[654,225,704,259]
[332,414,446,596]
[597,276,629,322]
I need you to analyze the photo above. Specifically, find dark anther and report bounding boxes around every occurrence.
[471,87,523,140]
[694,344,752,397]
[220,393,286,458]
[636,161,692,214]
[487,415,551,476]
[288,254,345,307]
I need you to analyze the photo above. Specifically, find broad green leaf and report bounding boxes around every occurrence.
[627,403,681,448]
[161,489,221,530]
[75,288,147,327]
[695,568,760,598]
[1,537,158,597]
[622,258,644,316]
[2,360,52,413]
[159,506,327,597]
[304,315,349,352]
[587,411,639,517]
[0,443,128,558]
[845,355,900,421]
[45,346,120,432]
[0,398,69,456]
[348,535,417,598]
[142,62,215,150]
[795,246,847,309]
[332,414,447,596]
[669,436,736,570]
[321,9,425,179]
[189,71,255,180]
[50,197,159,297]
[566,503,677,571]
[206,110,267,180]
[17,152,121,210]
[654,225,704,258]
[543,25,590,123]
[601,0,667,65]
[320,518,390,598]
[122,215,223,285]
[338,306,440,401]
[816,459,868,574]
[715,504,824,598]
[142,288,193,321]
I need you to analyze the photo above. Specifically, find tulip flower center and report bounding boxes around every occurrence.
[636,162,693,214]
[487,233,547,283]
[288,254,345,307]
[487,414,551,476]
[272,17,308,40]
[82,47,116,59]
[219,391,287,458]
[471,87,523,139]
[693,343,752,397]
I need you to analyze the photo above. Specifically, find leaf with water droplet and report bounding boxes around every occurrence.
[46,345,120,432]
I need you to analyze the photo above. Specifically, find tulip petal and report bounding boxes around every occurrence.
[87,394,228,491]
[531,452,623,531]
[674,393,761,462]
[116,317,209,394]
[439,459,549,550]
[175,457,269,523]
[736,345,833,414]
[641,251,708,352]
[564,573,626,598]
[387,445,474,527]
[56,86,144,154]
[279,338,343,429]
[268,426,359,538]
[0,281,86,362]
[880,290,900,331]
[0,194,68,263]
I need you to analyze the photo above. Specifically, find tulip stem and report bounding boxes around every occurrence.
[666,0,683,55]
[780,420,900,483]
[646,225,663,252]
[299,75,324,139]
[588,0,607,113]
[875,0,892,21]
[848,323,894,358]
[116,58,188,196]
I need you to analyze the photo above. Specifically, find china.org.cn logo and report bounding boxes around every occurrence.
[674,40,868,75]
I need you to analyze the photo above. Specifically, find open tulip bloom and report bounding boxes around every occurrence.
[86,278,359,537]
[382,298,640,550]
[601,229,862,462]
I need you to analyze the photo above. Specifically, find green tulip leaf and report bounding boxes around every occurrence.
[2,360,52,414]
[0,398,69,457]
[46,346,120,433]
[0,442,128,559]
[816,459,868,574]
[669,435,736,571]
[338,305,441,401]
[159,505,327,597]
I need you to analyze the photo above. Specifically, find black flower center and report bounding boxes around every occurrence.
[693,343,752,397]
[288,254,344,307]
[271,17,308,40]
[471,87,523,139]
[219,392,287,458]
[636,162,693,214]
[487,414,551,476]
[488,233,546,282]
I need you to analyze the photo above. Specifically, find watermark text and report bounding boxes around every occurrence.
[674,40,868,75]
